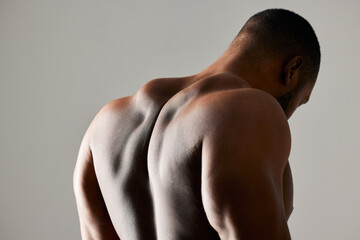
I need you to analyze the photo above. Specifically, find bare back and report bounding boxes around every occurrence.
[75,72,293,239]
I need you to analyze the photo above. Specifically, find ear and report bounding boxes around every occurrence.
[282,56,303,86]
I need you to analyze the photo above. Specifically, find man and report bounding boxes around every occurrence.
[73,9,320,240]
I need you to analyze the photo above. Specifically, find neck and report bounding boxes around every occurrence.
[190,49,279,96]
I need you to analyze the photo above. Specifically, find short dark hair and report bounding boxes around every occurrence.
[236,9,321,82]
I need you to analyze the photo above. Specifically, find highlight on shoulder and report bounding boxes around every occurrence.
[199,87,290,131]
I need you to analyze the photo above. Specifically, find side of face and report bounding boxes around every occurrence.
[275,55,317,119]
[276,80,315,119]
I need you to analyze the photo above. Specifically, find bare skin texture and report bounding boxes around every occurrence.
[73,13,317,240]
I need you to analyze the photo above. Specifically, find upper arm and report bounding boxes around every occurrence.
[73,97,131,190]
[201,90,291,240]
[73,99,130,240]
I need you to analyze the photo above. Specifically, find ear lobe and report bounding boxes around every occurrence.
[283,56,303,86]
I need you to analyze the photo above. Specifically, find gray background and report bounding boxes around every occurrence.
[1,0,359,239]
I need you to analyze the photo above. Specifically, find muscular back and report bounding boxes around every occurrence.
[74,73,293,239]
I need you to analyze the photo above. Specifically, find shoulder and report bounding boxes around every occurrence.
[85,76,177,145]
[200,87,291,170]
[90,96,133,126]
[200,87,289,131]
[136,77,187,106]
[83,96,135,147]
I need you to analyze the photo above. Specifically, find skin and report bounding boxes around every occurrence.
[73,35,316,239]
